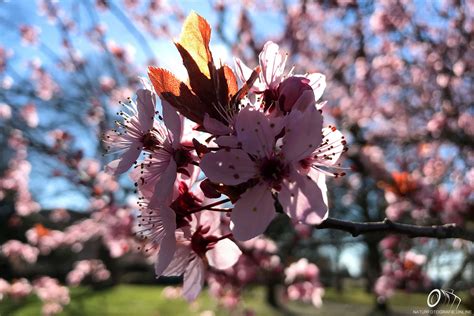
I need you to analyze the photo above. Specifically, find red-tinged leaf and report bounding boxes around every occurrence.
[174,12,237,125]
[176,11,212,79]
[175,43,218,116]
[231,66,261,107]
[216,65,238,106]
[223,65,238,96]
[148,66,206,124]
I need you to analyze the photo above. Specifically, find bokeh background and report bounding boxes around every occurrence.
[0,0,472,315]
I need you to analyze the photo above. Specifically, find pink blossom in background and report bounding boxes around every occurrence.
[0,136,40,216]
[0,279,10,301]
[19,25,40,46]
[20,103,39,128]
[99,76,116,93]
[1,240,39,264]
[374,275,396,299]
[29,61,59,101]
[284,258,324,308]
[9,278,32,300]
[67,260,111,286]
[48,208,71,223]
[0,103,11,119]
[33,277,70,316]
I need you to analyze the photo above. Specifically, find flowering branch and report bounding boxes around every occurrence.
[316,217,474,242]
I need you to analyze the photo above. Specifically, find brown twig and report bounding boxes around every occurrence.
[316,217,474,241]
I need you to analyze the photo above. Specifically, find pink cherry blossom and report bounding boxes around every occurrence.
[33,277,70,316]
[234,41,287,92]
[104,88,157,175]
[20,103,39,128]
[130,103,196,206]
[157,212,241,301]
[9,278,32,299]
[200,105,329,240]
[1,240,39,264]
[135,180,205,278]
[284,258,324,308]
[19,25,40,46]
[234,41,326,113]
[0,279,10,301]
[374,275,396,299]
[0,103,11,119]
[67,260,111,286]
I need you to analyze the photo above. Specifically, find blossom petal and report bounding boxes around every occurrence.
[259,41,286,89]
[150,159,177,206]
[317,127,345,165]
[279,170,328,225]
[233,57,253,84]
[162,241,192,276]
[235,106,280,158]
[312,170,328,208]
[183,255,205,302]
[207,238,242,270]
[231,183,276,241]
[154,234,176,276]
[215,135,240,148]
[162,100,182,148]
[136,89,155,132]
[154,206,177,277]
[293,90,317,112]
[200,149,255,186]
[282,105,323,162]
[196,209,221,234]
[234,57,265,92]
[305,73,326,102]
[203,113,232,135]
[106,146,141,175]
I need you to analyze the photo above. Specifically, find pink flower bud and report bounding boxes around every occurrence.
[277,76,313,112]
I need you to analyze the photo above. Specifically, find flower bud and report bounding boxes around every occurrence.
[277,76,313,112]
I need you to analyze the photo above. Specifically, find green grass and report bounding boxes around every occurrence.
[0,284,459,316]
[0,285,278,316]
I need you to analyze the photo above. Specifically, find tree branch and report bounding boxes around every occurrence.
[316,217,474,241]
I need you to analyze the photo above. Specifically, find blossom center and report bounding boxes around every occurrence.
[173,148,193,168]
[262,88,278,112]
[191,225,218,257]
[259,156,289,189]
[141,132,160,151]
[170,183,202,229]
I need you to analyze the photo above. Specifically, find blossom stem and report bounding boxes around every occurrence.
[189,198,231,214]
[208,207,231,212]
[216,233,233,241]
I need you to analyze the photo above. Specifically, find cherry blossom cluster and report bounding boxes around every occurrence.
[104,12,345,302]
[66,259,111,286]
[0,277,70,316]
[374,236,430,300]
[284,258,324,308]
[0,129,40,216]
[1,240,39,265]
